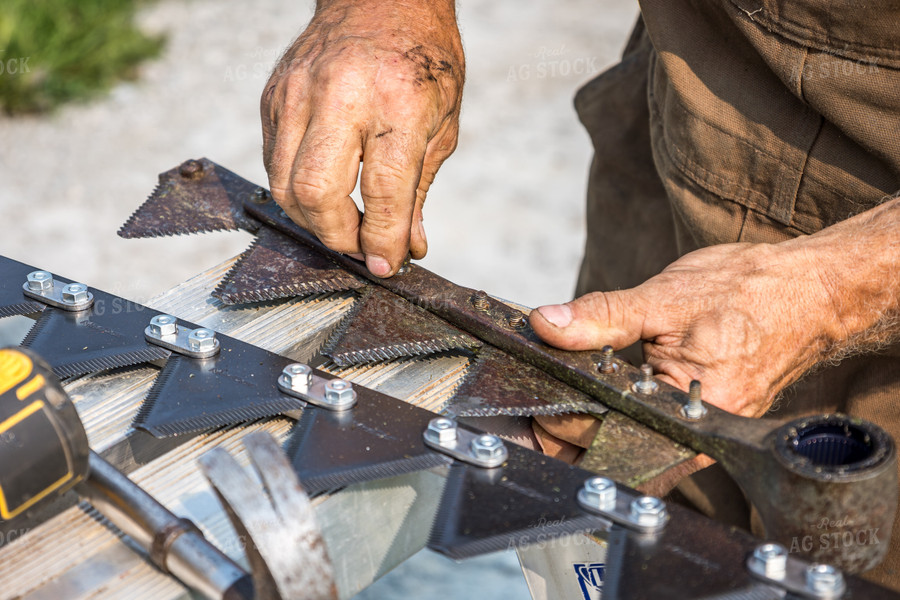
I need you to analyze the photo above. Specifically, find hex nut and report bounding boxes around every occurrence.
[61,283,90,304]
[282,363,312,392]
[470,434,505,461]
[630,496,667,527]
[26,271,53,292]
[324,379,355,405]
[581,477,617,511]
[149,314,177,337]
[188,328,217,352]
[806,564,844,594]
[427,417,458,443]
[752,543,788,579]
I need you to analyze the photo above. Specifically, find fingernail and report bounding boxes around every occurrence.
[349,253,365,261]
[366,255,391,277]
[537,304,573,328]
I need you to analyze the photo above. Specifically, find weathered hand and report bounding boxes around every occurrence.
[529,241,840,462]
[261,0,464,277]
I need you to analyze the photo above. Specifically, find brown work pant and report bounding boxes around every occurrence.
[575,2,900,588]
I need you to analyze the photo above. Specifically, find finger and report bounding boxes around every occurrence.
[409,124,459,260]
[261,84,311,210]
[533,414,602,449]
[288,116,364,254]
[532,419,583,465]
[530,289,648,351]
[359,128,428,277]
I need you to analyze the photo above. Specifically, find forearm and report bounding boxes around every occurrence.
[787,196,900,362]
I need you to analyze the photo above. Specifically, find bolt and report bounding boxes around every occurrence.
[26,271,53,292]
[470,434,505,462]
[282,363,312,393]
[427,417,458,443]
[598,345,616,374]
[148,314,177,337]
[683,380,707,419]
[187,328,217,352]
[61,283,89,305]
[179,159,203,178]
[633,364,659,395]
[581,477,617,511]
[806,564,844,594]
[630,496,667,528]
[752,543,788,579]
[472,291,490,312]
[396,261,411,275]
[508,313,526,329]
[324,379,355,406]
[251,187,269,204]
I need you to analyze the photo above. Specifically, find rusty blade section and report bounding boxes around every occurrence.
[212,228,363,305]
[446,345,607,417]
[118,158,260,238]
[322,286,481,366]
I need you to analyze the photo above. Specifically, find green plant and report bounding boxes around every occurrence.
[0,0,165,114]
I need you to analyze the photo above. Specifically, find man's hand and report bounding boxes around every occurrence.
[261,0,464,277]
[529,241,843,459]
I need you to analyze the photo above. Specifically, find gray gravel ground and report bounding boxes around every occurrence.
[0,0,636,596]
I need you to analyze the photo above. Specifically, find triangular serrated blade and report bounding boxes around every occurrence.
[427,447,608,559]
[322,286,481,366]
[212,228,363,305]
[20,293,172,378]
[284,391,452,496]
[0,256,46,318]
[118,158,260,239]
[445,345,607,417]
[133,346,305,437]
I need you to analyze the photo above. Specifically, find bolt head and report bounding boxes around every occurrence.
[148,314,177,337]
[179,159,203,178]
[61,283,89,304]
[806,564,844,593]
[470,434,505,461]
[630,496,667,527]
[26,271,53,291]
[427,417,458,443]
[582,476,617,511]
[187,328,217,352]
[752,543,787,578]
[324,379,355,405]
[282,363,312,392]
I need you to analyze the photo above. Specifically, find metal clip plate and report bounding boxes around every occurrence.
[277,364,357,411]
[423,418,509,468]
[22,272,94,312]
[576,477,669,534]
[747,545,847,599]
[144,322,221,359]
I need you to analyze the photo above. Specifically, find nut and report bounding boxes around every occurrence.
[187,328,217,352]
[581,477,617,511]
[282,363,312,392]
[470,434,505,462]
[752,543,787,579]
[630,496,667,527]
[324,379,355,406]
[26,271,53,292]
[427,417,458,443]
[61,283,90,305]
[806,564,844,594]
[148,314,177,337]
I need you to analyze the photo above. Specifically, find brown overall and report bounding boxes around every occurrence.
[574,0,900,588]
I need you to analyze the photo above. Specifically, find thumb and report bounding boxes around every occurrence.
[530,289,647,351]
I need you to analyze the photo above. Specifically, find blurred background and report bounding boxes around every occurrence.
[0,0,636,596]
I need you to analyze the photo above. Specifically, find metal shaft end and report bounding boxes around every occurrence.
[598,345,616,374]
[633,363,659,395]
